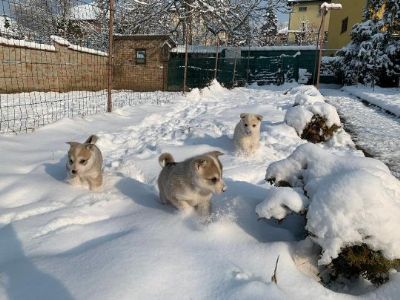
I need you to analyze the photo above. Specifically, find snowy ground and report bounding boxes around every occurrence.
[1,83,399,299]
[322,88,400,179]
[342,85,400,117]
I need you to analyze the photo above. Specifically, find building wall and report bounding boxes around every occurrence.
[113,38,168,91]
[288,1,331,43]
[326,0,367,51]
[0,42,108,93]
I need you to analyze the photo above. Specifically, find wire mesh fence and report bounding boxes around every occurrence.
[0,0,175,134]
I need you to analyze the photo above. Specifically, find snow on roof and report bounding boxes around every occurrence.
[278,27,288,34]
[68,3,103,21]
[50,35,108,56]
[320,2,342,11]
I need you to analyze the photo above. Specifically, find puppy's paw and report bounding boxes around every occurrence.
[89,183,103,192]
[67,176,81,186]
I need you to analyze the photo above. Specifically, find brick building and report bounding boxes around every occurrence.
[113,35,176,91]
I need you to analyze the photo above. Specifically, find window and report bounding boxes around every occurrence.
[341,17,348,34]
[299,6,307,12]
[135,49,146,64]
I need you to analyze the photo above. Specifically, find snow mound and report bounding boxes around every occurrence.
[284,106,314,135]
[307,102,341,128]
[294,93,324,106]
[285,86,341,141]
[265,143,400,265]
[256,187,309,220]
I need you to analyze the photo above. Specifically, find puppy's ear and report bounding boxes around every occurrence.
[240,113,248,119]
[66,142,79,148]
[85,144,95,150]
[85,135,98,145]
[255,114,263,122]
[194,158,208,171]
[208,151,224,157]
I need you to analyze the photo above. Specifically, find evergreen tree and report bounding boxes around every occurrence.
[337,0,400,86]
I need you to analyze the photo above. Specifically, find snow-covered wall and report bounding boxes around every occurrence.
[0,36,108,93]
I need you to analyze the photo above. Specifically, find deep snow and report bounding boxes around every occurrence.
[0,82,399,299]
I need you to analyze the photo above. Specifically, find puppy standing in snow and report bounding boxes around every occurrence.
[66,135,103,191]
[157,151,226,217]
[233,113,263,155]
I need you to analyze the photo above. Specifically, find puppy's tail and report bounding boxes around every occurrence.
[159,153,175,168]
[85,135,99,145]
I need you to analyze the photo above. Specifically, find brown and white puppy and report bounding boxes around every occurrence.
[66,135,103,191]
[233,113,263,155]
[157,151,226,217]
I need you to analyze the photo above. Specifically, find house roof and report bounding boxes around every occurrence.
[68,4,103,21]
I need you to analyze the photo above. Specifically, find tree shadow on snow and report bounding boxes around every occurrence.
[115,175,175,214]
[0,225,74,300]
[43,157,67,182]
[213,178,306,243]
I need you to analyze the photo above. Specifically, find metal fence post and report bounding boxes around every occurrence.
[183,22,189,94]
[107,0,115,112]
[214,35,220,80]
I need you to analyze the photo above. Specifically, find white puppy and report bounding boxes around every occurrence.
[233,113,263,155]
[157,151,226,216]
[66,135,103,191]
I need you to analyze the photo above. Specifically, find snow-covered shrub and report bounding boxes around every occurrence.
[261,143,400,285]
[330,244,400,286]
[285,87,341,143]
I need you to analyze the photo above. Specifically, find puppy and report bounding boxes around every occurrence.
[157,151,226,216]
[233,113,263,155]
[66,135,103,191]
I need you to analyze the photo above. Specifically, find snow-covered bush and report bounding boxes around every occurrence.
[261,143,400,284]
[284,86,341,143]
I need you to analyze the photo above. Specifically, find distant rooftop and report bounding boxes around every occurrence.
[68,3,103,21]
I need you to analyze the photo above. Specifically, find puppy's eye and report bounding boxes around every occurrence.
[252,124,256,128]
[244,124,248,127]
[79,159,87,164]
[69,159,73,164]
[210,177,218,184]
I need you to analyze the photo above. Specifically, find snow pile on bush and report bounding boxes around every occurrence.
[287,85,325,106]
[284,86,341,142]
[255,187,309,220]
[262,143,400,266]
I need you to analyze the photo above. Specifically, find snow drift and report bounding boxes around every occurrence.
[263,143,400,265]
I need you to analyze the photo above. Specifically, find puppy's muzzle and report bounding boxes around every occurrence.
[71,169,77,175]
